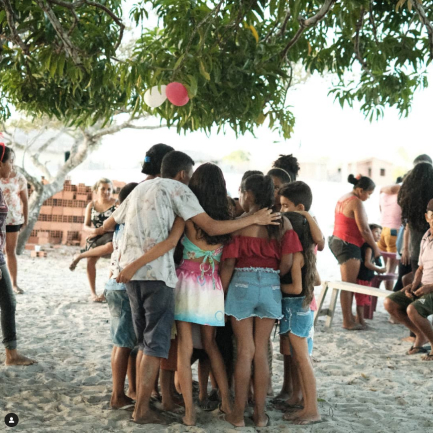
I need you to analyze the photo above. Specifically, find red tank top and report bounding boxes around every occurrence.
[333,196,364,248]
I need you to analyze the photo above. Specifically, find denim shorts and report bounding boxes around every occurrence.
[225,268,283,321]
[280,297,314,339]
[329,235,362,265]
[105,289,137,349]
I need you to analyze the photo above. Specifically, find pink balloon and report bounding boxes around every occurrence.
[166,82,190,106]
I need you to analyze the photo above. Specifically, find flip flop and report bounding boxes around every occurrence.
[255,413,271,428]
[111,404,135,411]
[406,346,428,355]
[198,399,218,412]
[422,353,433,361]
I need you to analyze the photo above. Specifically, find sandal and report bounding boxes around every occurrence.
[406,346,428,355]
[198,399,218,412]
[422,353,433,361]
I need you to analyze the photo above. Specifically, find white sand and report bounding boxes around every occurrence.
[1,246,432,432]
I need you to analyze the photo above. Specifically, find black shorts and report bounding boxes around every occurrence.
[329,235,362,265]
[6,224,22,233]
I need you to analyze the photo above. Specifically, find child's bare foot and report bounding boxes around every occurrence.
[12,285,24,294]
[223,412,245,428]
[91,294,105,303]
[69,254,81,271]
[5,350,37,366]
[253,412,271,427]
[283,409,303,420]
[182,409,196,426]
[127,390,137,400]
[133,409,168,425]
[291,411,321,425]
[343,322,365,331]
[111,394,134,409]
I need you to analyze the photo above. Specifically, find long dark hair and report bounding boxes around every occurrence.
[241,174,280,239]
[348,174,375,191]
[189,163,231,245]
[398,162,433,232]
[284,212,316,307]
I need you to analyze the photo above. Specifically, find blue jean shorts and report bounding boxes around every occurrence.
[105,285,137,350]
[225,268,283,321]
[280,296,314,336]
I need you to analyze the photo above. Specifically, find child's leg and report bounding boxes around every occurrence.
[86,256,99,300]
[111,346,133,408]
[225,317,254,428]
[267,337,274,396]
[252,318,276,427]
[201,325,232,414]
[276,336,292,400]
[70,243,113,271]
[356,305,365,326]
[127,348,137,399]
[287,360,303,406]
[176,321,195,425]
[284,334,320,424]
[160,337,179,411]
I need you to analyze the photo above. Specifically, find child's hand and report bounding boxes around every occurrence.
[378,267,386,274]
[116,265,137,284]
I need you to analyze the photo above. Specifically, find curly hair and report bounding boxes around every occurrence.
[273,154,300,181]
[398,162,433,232]
[189,163,231,245]
[283,212,316,307]
[142,143,174,176]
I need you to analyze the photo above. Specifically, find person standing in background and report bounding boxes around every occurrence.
[0,147,28,295]
[378,179,402,290]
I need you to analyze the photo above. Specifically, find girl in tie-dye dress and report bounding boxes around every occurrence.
[174,163,232,426]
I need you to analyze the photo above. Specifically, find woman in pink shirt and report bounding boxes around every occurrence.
[378,181,402,290]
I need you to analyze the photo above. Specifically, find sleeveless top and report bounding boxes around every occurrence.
[91,203,116,228]
[281,263,308,298]
[379,192,401,230]
[333,196,364,248]
[181,235,224,288]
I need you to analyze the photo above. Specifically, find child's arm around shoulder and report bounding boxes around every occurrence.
[116,217,185,283]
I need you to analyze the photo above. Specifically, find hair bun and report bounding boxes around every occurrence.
[348,174,358,185]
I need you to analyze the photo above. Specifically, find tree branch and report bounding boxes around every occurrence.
[412,0,433,61]
[354,7,375,79]
[369,0,379,45]
[35,0,83,66]
[281,0,336,59]
[1,0,30,55]
[277,10,292,37]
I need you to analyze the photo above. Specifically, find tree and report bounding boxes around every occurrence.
[1,1,433,138]
[2,114,161,253]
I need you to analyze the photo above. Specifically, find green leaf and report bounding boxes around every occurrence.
[199,61,210,81]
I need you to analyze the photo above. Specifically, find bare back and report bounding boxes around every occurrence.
[185,220,224,263]
[336,192,361,219]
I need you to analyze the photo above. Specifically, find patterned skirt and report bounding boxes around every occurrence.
[174,259,225,327]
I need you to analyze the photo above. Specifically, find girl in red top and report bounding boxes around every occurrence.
[329,175,381,330]
[221,174,302,428]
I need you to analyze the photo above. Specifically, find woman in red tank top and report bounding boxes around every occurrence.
[329,175,381,330]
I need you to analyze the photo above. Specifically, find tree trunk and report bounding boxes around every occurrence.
[17,184,45,254]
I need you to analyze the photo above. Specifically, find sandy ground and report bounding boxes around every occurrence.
[1,246,432,433]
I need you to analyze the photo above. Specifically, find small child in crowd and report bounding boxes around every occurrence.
[275,181,324,406]
[355,224,386,328]
[279,212,321,425]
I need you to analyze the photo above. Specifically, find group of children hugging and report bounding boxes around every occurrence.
[80,144,325,427]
